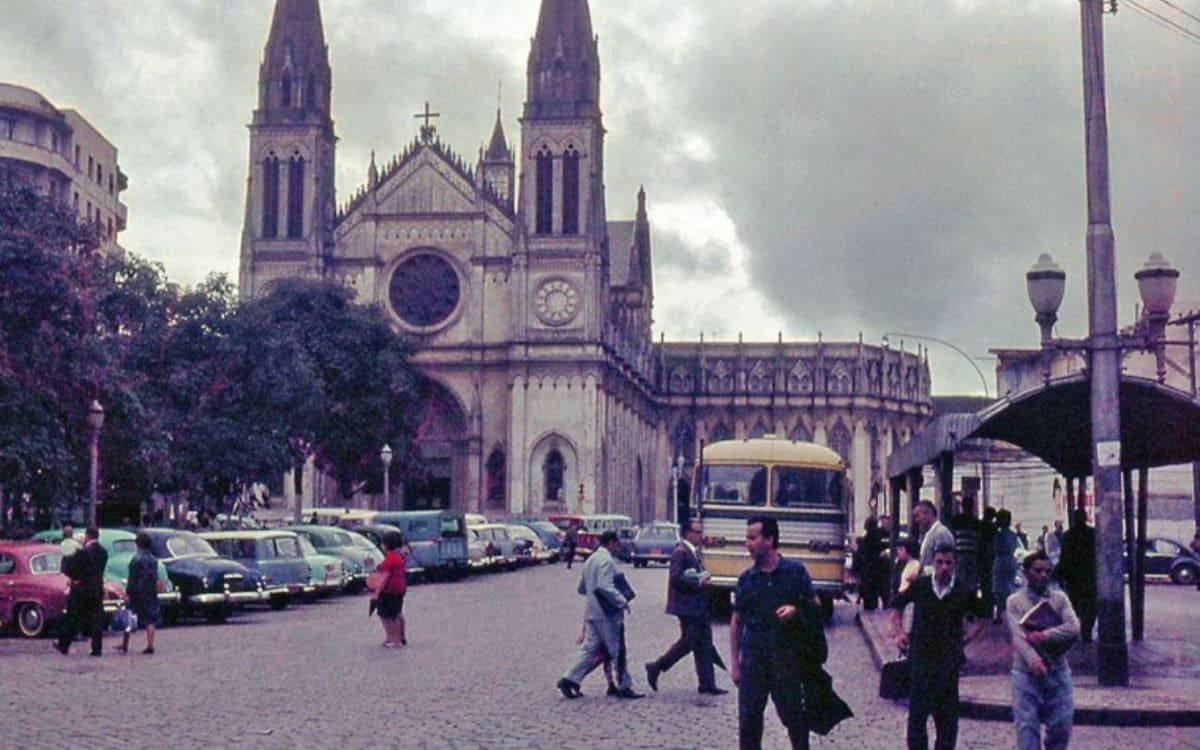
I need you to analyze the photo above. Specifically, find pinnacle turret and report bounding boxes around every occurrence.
[255,0,332,124]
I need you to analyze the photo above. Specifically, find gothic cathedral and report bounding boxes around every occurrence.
[239,0,933,526]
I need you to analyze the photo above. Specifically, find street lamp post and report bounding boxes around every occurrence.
[669,454,684,524]
[86,400,104,527]
[380,444,393,511]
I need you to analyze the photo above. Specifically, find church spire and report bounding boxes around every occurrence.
[525,0,600,119]
[256,0,332,125]
[484,109,512,164]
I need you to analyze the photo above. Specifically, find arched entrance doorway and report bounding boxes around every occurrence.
[402,379,468,511]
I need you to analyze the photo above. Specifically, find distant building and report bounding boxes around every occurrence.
[240,0,933,523]
[0,82,127,253]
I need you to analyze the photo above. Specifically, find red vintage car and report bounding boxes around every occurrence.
[0,541,126,638]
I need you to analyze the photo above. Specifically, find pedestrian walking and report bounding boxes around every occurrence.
[55,526,108,656]
[645,518,727,695]
[853,516,889,610]
[1044,520,1063,568]
[914,500,955,574]
[562,524,578,570]
[557,530,642,700]
[118,532,160,654]
[890,543,984,750]
[991,509,1020,623]
[372,531,408,648]
[1007,551,1080,750]
[1055,510,1096,643]
[730,516,823,750]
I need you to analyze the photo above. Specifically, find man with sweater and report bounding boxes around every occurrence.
[1006,550,1079,750]
[890,543,984,749]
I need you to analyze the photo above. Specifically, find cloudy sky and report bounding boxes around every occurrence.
[3,0,1198,396]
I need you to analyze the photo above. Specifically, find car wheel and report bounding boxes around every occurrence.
[1170,564,1198,586]
[269,594,290,611]
[16,603,48,638]
[205,605,231,624]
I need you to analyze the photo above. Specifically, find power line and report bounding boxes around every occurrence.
[1126,0,1200,44]
[1151,0,1200,27]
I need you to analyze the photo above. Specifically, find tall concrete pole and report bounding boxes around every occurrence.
[1080,0,1129,685]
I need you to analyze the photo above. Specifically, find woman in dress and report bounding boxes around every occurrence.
[120,532,160,654]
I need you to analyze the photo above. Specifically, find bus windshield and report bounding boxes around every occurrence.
[772,466,843,508]
[700,464,767,505]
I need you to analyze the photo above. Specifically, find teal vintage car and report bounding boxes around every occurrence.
[199,530,312,608]
[31,528,180,616]
[295,534,345,598]
[371,510,469,579]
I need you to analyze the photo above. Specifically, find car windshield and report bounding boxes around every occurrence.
[326,531,354,547]
[166,536,217,557]
[406,519,439,541]
[297,536,318,556]
[111,539,137,554]
[29,553,63,574]
[350,535,376,551]
[508,527,535,541]
[636,527,677,541]
[441,516,464,538]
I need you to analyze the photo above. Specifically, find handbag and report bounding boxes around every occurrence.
[879,652,911,700]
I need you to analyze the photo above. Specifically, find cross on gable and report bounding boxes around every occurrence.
[414,101,441,143]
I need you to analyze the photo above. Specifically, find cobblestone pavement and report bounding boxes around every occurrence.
[3,562,1198,749]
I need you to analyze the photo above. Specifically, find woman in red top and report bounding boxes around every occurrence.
[373,531,408,647]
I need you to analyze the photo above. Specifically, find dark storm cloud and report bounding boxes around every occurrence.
[1,1,1196,395]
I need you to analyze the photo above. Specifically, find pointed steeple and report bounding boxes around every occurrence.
[483,109,512,164]
[256,0,332,125]
[368,150,379,189]
[525,0,600,119]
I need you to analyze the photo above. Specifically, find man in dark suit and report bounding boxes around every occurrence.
[55,526,109,656]
[645,519,727,695]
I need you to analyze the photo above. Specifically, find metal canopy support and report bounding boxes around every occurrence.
[1134,468,1149,641]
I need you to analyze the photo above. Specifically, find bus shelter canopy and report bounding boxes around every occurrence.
[888,373,1200,479]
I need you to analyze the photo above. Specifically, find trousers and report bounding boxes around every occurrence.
[737,649,808,750]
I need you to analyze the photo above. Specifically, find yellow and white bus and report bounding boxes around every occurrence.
[696,437,849,618]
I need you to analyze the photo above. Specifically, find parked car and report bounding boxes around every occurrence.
[137,528,278,623]
[1137,537,1200,585]
[506,524,551,564]
[547,513,635,560]
[469,524,522,570]
[510,519,564,562]
[372,511,469,580]
[284,525,376,593]
[295,535,345,598]
[465,527,492,571]
[0,542,126,638]
[31,528,180,615]
[351,524,424,581]
[630,523,680,567]
[200,530,313,607]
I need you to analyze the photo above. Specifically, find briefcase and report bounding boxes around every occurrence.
[879,657,911,700]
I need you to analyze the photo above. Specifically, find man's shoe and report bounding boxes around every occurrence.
[614,688,644,699]
[89,651,102,657]
[644,662,660,692]
[606,683,619,697]
[556,678,582,699]
[54,642,69,655]
[698,686,729,696]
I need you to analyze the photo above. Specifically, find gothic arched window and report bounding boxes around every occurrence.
[710,421,733,443]
[262,154,280,239]
[287,154,305,239]
[535,147,553,235]
[562,146,580,235]
[486,447,506,509]
[829,420,852,467]
[544,449,565,502]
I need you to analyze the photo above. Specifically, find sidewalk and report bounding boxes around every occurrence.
[856,608,1200,726]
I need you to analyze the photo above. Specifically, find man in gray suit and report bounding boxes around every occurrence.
[645,519,727,695]
[557,530,643,699]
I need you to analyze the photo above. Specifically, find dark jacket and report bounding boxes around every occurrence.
[127,549,159,611]
[665,541,708,619]
[65,541,108,599]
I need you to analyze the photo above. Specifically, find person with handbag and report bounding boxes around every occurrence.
[890,543,984,750]
[557,530,643,700]
[372,531,408,648]
[118,532,160,654]
[645,518,727,696]
[1006,550,1080,750]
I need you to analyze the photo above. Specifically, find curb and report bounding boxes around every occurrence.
[854,610,1200,727]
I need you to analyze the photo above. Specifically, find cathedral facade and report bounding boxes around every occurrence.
[238,0,933,526]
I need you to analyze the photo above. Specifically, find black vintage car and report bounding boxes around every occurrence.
[138,528,280,623]
[1138,537,1200,586]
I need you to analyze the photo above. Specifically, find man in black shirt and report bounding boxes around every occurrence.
[890,543,983,750]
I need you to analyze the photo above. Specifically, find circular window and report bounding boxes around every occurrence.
[388,252,461,329]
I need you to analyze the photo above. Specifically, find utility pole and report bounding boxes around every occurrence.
[1080,0,1129,685]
